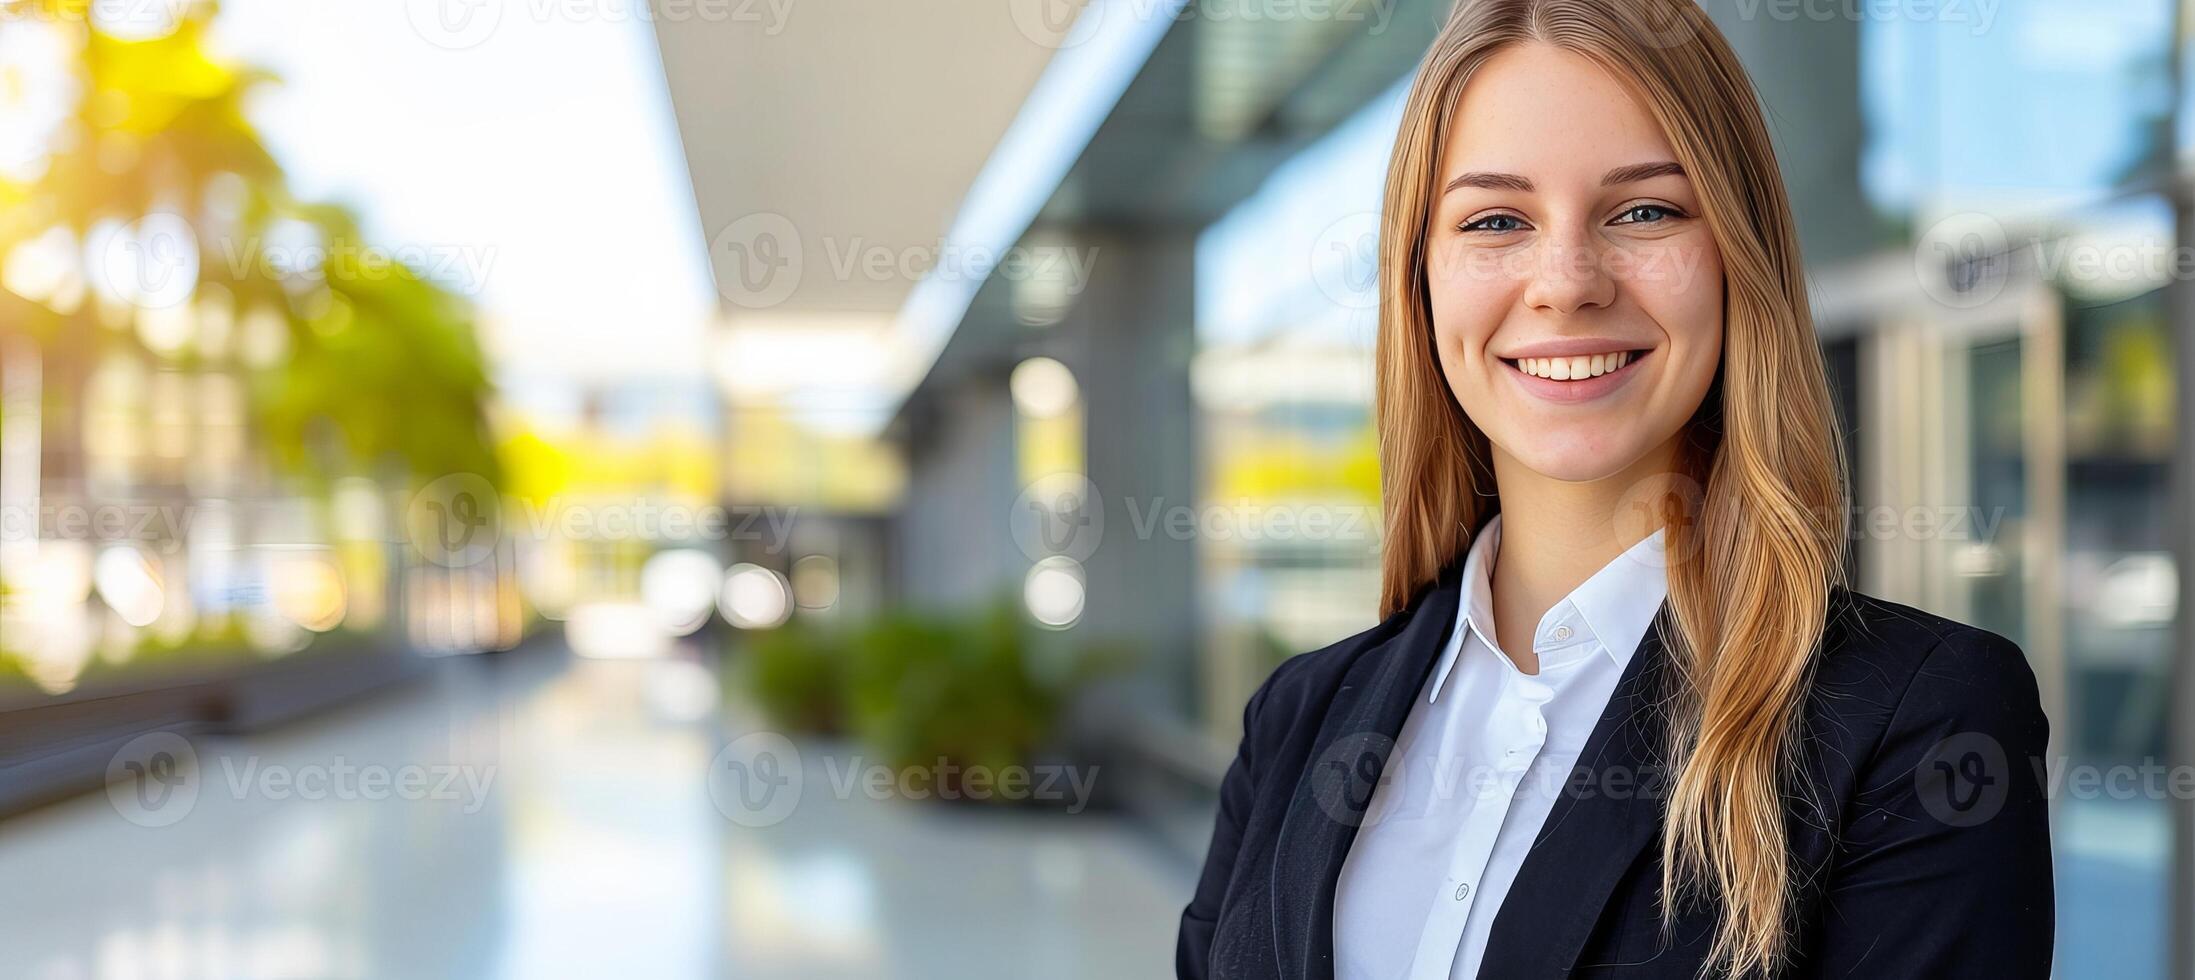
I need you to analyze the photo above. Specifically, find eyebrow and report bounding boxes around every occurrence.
[1441,161,1686,195]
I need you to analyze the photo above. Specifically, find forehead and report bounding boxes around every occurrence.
[1441,43,1679,182]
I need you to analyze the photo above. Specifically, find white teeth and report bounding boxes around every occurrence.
[1517,350,1630,380]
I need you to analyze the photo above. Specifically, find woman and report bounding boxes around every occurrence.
[1175,1,2054,978]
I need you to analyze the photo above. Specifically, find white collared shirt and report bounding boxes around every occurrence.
[1333,513,1671,980]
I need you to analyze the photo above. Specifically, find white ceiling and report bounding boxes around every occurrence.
[652,3,1075,322]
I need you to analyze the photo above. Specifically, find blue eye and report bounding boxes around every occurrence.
[1614,204,1682,225]
[1461,213,1525,233]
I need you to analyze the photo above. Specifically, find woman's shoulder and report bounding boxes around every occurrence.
[1816,587,2038,691]
[1806,586,2049,763]
[1243,617,1403,729]
[1240,588,1446,733]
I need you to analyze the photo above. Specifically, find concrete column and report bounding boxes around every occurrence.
[1060,230,1201,718]
[895,376,1023,611]
[1702,0,1873,267]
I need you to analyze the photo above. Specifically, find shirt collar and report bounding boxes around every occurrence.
[1426,512,1672,703]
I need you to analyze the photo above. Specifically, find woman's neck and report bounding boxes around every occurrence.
[1485,435,1681,674]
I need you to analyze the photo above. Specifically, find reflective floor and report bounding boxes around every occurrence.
[0,646,1186,979]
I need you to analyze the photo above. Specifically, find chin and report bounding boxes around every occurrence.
[1501,433,1653,484]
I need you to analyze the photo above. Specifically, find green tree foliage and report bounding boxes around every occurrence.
[0,0,501,488]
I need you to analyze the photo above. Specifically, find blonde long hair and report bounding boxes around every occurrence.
[1375,1,1848,975]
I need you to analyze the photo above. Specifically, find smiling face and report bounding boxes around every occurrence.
[1428,42,1723,485]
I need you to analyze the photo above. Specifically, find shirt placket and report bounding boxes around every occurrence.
[1406,670,1555,979]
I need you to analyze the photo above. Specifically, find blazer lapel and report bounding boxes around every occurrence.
[1477,603,1678,976]
[1267,563,1463,980]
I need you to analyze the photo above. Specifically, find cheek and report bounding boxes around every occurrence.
[1426,256,1515,383]
[1627,240,1723,384]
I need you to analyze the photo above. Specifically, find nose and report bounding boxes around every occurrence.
[1520,226,1616,315]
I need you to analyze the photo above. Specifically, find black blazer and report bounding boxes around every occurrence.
[1177,561,2054,979]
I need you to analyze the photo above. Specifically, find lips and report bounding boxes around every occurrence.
[1498,347,1652,404]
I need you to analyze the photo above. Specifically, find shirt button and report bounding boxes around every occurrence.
[1552,625,1574,641]
[1455,882,1472,901]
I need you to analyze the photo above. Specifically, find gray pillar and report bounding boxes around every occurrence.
[1703,0,1874,267]
[896,377,1023,611]
[1063,230,1200,718]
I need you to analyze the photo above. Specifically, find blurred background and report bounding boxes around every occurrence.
[0,0,2188,976]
